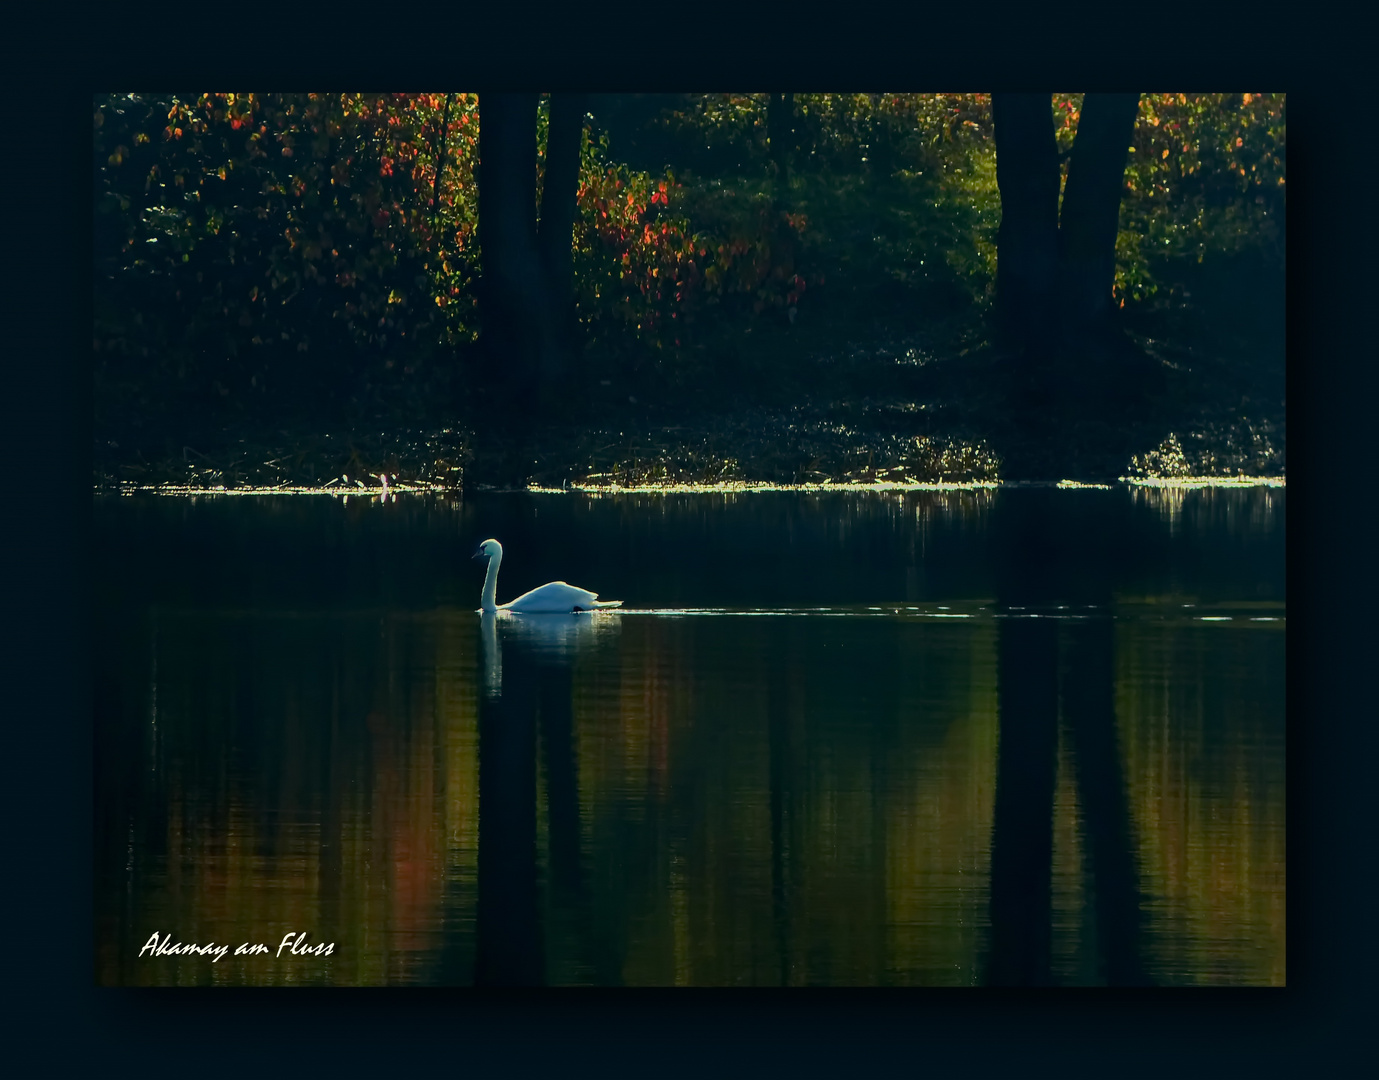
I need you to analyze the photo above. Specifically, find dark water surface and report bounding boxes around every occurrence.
[94,486,1284,986]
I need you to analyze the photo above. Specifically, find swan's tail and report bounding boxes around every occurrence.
[585,599,623,609]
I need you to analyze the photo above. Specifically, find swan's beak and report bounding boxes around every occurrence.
[472,548,486,560]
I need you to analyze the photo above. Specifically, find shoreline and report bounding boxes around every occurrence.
[94,475,1287,498]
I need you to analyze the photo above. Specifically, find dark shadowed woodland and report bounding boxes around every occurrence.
[93,93,1285,491]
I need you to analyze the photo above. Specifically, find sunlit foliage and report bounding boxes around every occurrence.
[572,128,809,362]
[653,94,1005,321]
[93,91,1284,415]
[1054,93,1285,303]
[654,92,1283,316]
[94,92,485,410]
[656,93,993,175]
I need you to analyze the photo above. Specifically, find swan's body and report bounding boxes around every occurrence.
[473,538,623,614]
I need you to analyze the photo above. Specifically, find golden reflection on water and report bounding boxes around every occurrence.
[1130,482,1285,537]
[98,604,1283,986]
[1116,621,1286,985]
[95,486,1288,986]
[100,615,484,986]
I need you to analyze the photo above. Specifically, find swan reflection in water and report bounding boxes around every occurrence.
[479,608,622,697]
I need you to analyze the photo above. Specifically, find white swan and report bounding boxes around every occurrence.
[473,538,623,613]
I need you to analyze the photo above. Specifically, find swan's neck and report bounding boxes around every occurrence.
[481,550,501,612]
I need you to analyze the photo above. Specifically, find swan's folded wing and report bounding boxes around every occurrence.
[505,580,603,612]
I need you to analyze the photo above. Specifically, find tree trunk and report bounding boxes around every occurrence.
[992,94,1061,362]
[536,93,589,388]
[478,92,543,399]
[480,93,590,409]
[768,92,794,186]
[430,93,454,239]
[1057,93,1140,335]
[991,92,1150,477]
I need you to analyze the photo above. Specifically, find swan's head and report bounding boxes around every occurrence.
[472,538,503,561]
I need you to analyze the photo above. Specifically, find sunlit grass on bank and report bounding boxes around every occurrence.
[108,482,449,498]
[1120,475,1285,488]
[108,475,1284,497]
[520,475,1284,494]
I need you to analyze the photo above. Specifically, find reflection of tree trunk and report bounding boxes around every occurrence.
[317,668,346,968]
[768,623,793,986]
[539,666,582,899]
[985,489,1150,985]
[987,489,1059,985]
[1062,618,1149,985]
[993,93,1061,364]
[473,632,544,986]
[1058,93,1140,336]
[987,616,1059,985]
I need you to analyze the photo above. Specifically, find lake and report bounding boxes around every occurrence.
[93,484,1285,986]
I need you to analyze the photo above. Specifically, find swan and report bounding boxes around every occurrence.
[473,538,623,613]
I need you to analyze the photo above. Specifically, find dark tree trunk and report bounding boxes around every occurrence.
[768,92,794,185]
[430,92,454,239]
[866,92,894,178]
[479,93,589,412]
[992,94,1061,362]
[991,92,1150,478]
[478,93,544,400]
[1057,93,1140,335]
[536,93,589,388]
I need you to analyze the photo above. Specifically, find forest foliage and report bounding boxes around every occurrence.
[93,92,1284,422]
